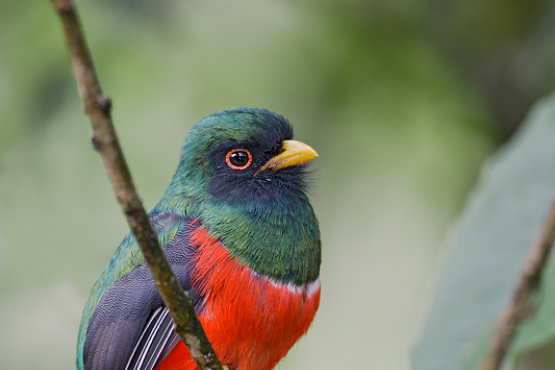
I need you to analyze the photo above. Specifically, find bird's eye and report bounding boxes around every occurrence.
[226,149,252,170]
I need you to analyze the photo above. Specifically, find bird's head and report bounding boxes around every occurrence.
[160,107,321,284]
[167,107,318,203]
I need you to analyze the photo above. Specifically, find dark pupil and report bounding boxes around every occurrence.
[230,151,249,167]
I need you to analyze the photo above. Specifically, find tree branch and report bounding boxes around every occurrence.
[50,1,225,369]
[480,196,555,370]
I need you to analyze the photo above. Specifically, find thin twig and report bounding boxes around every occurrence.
[480,196,555,370]
[50,1,224,369]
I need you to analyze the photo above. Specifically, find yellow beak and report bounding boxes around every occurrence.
[257,140,318,174]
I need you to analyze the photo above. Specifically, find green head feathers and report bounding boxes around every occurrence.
[156,107,321,285]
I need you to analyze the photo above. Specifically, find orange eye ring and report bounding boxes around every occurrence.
[226,149,253,170]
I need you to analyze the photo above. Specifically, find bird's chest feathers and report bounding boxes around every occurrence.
[199,198,321,285]
[188,226,320,370]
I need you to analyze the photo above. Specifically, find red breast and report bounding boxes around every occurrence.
[156,227,321,370]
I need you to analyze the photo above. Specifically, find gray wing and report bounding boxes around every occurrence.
[124,298,205,370]
[83,215,204,370]
[124,307,176,370]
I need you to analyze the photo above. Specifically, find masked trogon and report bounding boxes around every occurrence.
[76,107,321,370]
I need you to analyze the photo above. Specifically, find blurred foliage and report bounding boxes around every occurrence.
[411,94,555,370]
[0,0,554,369]
[424,0,555,140]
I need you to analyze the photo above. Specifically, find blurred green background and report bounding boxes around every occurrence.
[1,0,554,369]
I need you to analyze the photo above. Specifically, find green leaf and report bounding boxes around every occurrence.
[411,93,555,370]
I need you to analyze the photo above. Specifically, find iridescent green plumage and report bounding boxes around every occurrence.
[77,107,321,370]
[156,107,320,284]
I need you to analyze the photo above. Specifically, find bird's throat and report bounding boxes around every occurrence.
[198,196,321,286]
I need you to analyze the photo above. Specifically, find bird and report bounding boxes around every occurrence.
[76,107,322,370]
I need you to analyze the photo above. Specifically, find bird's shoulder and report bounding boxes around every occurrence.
[76,209,197,370]
[97,210,188,297]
